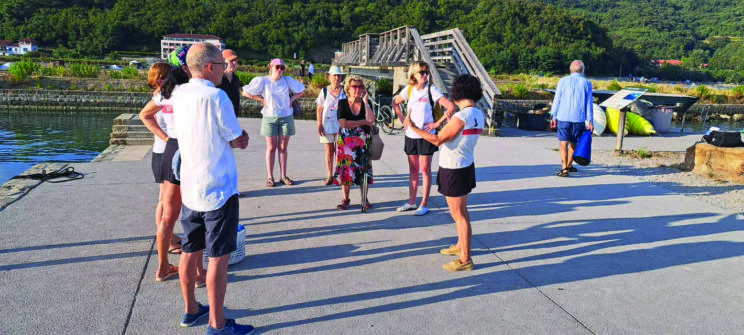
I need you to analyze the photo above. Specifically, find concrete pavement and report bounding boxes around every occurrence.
[1,118,743,334]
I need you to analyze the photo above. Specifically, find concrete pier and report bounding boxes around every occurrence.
[1,118,743,334]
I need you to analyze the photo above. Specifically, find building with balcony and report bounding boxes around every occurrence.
[160,34,224,59]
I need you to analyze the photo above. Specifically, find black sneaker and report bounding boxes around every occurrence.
[206,319,255,335]
[180,303,209,327]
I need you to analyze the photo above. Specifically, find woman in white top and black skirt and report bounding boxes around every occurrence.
[392,61,455,216]
[405,74,485,272]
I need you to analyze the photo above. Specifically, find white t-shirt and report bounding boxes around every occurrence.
[153,93,176,139]
[398,84,443,139]
[152,111,167,153]
[242,76,305,118]
[172,78,242,212]
[439,107,485,169]
[308,64,315,74]
[315,86,346,134]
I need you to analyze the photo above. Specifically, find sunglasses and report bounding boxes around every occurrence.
[209,62,227,68]
[418,70,430,75]
[350,85,365,89]
[274,65,285,70]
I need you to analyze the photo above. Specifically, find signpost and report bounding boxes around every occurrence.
[599,88,648,152]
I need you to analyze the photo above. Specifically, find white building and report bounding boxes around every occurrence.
[0,38,38,56]
[160,34,224,59]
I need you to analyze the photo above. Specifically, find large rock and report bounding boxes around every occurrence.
[685,143,744,184]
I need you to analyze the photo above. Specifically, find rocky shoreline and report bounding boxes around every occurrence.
[592,150,744,214]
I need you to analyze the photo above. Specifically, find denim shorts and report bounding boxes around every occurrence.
[180,194,239,257]
[261,115,296,137]
[557,121,585,143]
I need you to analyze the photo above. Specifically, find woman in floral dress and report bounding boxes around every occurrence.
[333,76,376,210]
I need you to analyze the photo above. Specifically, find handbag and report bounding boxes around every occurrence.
[284,77,303,117]
[572,130,592,166]
[369,126,384,160]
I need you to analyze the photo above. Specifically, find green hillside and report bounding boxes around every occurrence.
[1,0,743,78]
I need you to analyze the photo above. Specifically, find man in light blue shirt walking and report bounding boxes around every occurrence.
[551,60,594,177]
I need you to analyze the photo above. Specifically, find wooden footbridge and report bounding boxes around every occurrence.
[337,26,501,129]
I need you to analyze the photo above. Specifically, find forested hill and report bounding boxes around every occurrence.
[1,0,744,77]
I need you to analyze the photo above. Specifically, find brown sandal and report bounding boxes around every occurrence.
[281,176,295,185]
[266,178,274,187]
[323,176,333,186]
[336,199,350,210]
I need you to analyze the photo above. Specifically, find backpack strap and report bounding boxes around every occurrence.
[406,85,414,101]
[323,86,327,100]
[428,84,435,109]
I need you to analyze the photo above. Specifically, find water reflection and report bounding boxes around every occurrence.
[0,111,119,184]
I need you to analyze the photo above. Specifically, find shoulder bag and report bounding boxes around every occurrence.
[284,76,303,118]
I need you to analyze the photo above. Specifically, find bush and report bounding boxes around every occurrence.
[235,71,256,85]
[731,85,744,100]
[8,59,39,83]
[607,80,622,91]
[310,73,330,89]
[512,83,528,98]
[70,63,99,78]
[695,85,711,99]
[376,78,393,96]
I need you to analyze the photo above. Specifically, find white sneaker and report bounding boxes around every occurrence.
[414,206,430,216]
[396,202,417,212]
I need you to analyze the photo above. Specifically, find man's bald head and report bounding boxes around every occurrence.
[570,60,585,74]
[187,42,223,77]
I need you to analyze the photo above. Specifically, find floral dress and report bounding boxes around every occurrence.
[333,99,373,186]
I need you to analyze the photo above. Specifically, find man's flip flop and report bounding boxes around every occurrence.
[557,168,570,177]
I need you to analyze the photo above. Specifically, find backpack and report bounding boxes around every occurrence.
[407,84,444,129]
[702,130,744,147]
[322,85,344,100]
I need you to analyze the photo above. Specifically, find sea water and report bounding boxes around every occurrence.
[0,111,119,185]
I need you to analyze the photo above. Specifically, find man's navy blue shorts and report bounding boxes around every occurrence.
[180,194,239,258]
[557,121,585,143]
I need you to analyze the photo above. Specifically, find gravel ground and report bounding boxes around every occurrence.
[592,150,744,214]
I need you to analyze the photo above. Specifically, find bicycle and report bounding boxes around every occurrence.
[367,93,397,134]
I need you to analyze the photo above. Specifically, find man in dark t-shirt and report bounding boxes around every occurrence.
[217,49,242,117]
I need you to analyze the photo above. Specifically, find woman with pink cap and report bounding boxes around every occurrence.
[243,58,306,187]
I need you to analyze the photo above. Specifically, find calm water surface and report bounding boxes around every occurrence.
[0,111,120,184]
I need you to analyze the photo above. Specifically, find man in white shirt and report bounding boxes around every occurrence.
[172,42,253,334]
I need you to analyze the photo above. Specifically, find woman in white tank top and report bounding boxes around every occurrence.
[405,74,485,273]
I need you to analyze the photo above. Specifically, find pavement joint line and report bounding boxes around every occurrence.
[474,234,597,334]
[121,236,156,335]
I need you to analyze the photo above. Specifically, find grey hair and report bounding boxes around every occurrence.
[570,60,585,74]
[186,42,222,76]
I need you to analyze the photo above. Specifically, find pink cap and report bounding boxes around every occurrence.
[269,58,285,66]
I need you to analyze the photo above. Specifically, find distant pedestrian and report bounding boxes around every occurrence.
[405,74,485,272]
[550,60,594,177]
[217,49,242,117]
[300,59,306,78]
[242,58,305,187]
[172,42,253,334]
[308,62,314,81]
[316,65,346,185]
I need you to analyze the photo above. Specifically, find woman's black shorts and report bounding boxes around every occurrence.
[151,152,164,183]
[160,138,180,185]
[437,163,476,197]
[404,136,438,156]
